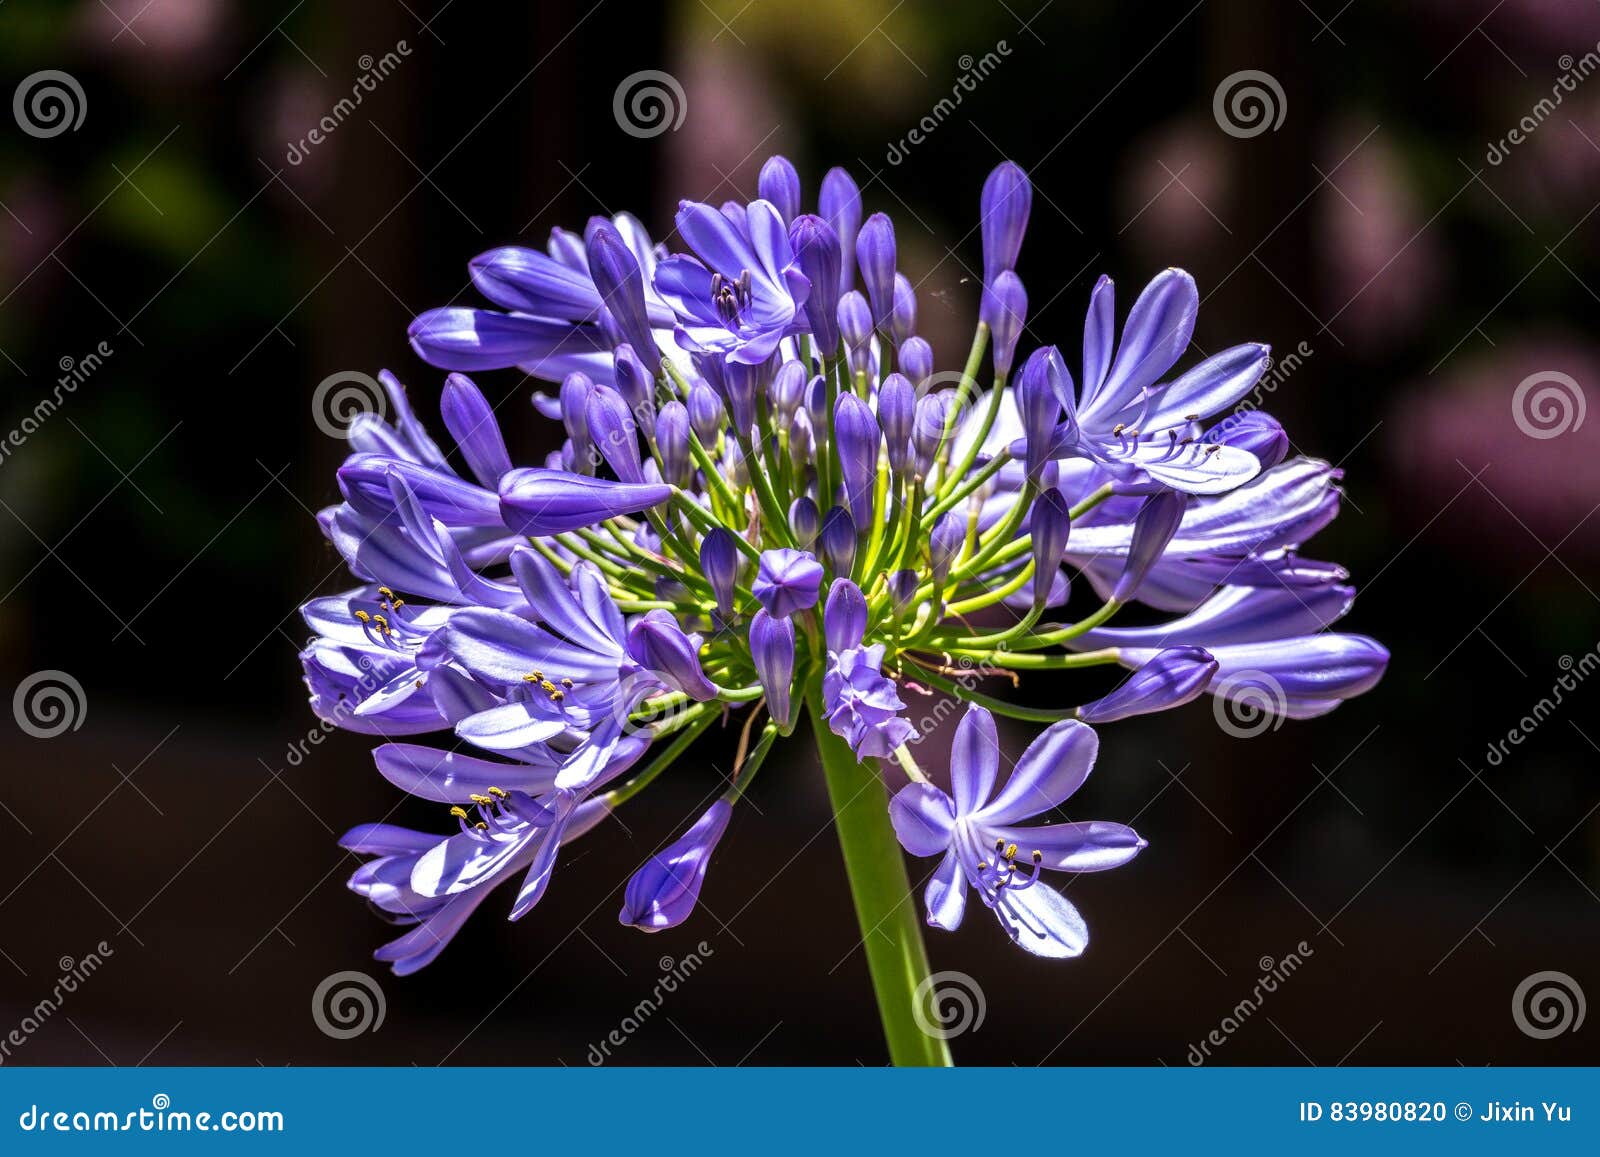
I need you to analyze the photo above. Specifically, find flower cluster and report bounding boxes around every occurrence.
[302,155,1387,973]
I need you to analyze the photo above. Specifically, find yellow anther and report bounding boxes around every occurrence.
[1003,842,1019,861]
[413,679,423,689]
[391,598,405,609]
[449,806,468,820]
[378,586,395,600]
[487,786,508,798]
[540,679,558,693]
[373,614,389,630]
[469,793,492,805]
[475,822,488,831]
[354,609,371,622]
[561,678,574,688]
[1031,850,1043,863]
[1112,423,1125,435]
[550,689,566,702]
[522,674,541,683]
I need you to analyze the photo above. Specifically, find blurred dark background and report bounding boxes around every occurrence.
[2,0,1597,1066]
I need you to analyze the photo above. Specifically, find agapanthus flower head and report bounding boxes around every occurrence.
[312,155,1385,1031]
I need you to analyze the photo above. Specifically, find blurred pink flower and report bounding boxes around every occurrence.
[80,0,228,70]
[1317,127,1443,354]
[1117,118,1233,262]
[1389,336,1600,560]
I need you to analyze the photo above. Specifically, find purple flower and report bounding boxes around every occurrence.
[498,468,671,537]
[1008,272,1272,494]
[856,212,897,329]
[889,707,1145,956]
[1076,646,1217,723]
[700,528,742,618]
[819,166,862,295]
[653,199,810,365]
[877,372,916,478]
[889,273,917,346]
[819,505,858,576]
[980,161,1032,284]
[898,336,934,390]
[586,221,659,369]
[822,644,913,759]
[758,155,802,225]
[981,271,1027,379]
[749,609,796,726]
[619,800,732,931]
[834,391,881,523]
[751,548,824,617]
[790,215,844,355]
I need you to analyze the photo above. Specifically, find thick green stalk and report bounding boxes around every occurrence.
[805,676,951,1067]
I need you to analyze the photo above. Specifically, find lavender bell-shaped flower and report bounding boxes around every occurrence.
[498,469,671,536]
[790,495,820,545]
[981,270,1027,379]
[700,528,742,619]
[688,381,725,444]
[929,509,964,581]
[560,371,594,472]
[613,342,655,429]
[656,400,691,486]
[1014,346,1065,480]
[758,155,802,225]
[627,611,719,701]
[1029,487,1072,611]
[856,212,898,330]
[585,220,657,366]
[769,359,807,424]
[619,800,732,931]
[834,392,880,524]
[823,577,868,653]
[877,372,915,479]
[819,505,858,576]
[749,609,796,727]
[1113,490,1187,603]
[912,392,950,478]
[751,548,824,617]
[898,337,934,391]
[820,166,862,295]
[980,160,1032,283]
[838,291,874,376]
[586,383,646,483]
[889,273,917,346]
[440,373,513,487]
[790,214,842,353]
[1076,646,1218,723]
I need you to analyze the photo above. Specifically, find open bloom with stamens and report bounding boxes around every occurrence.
[890,707,1145,957]
[301,154,1386,1063]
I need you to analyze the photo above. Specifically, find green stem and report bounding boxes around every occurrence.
[805,674,951,1067]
